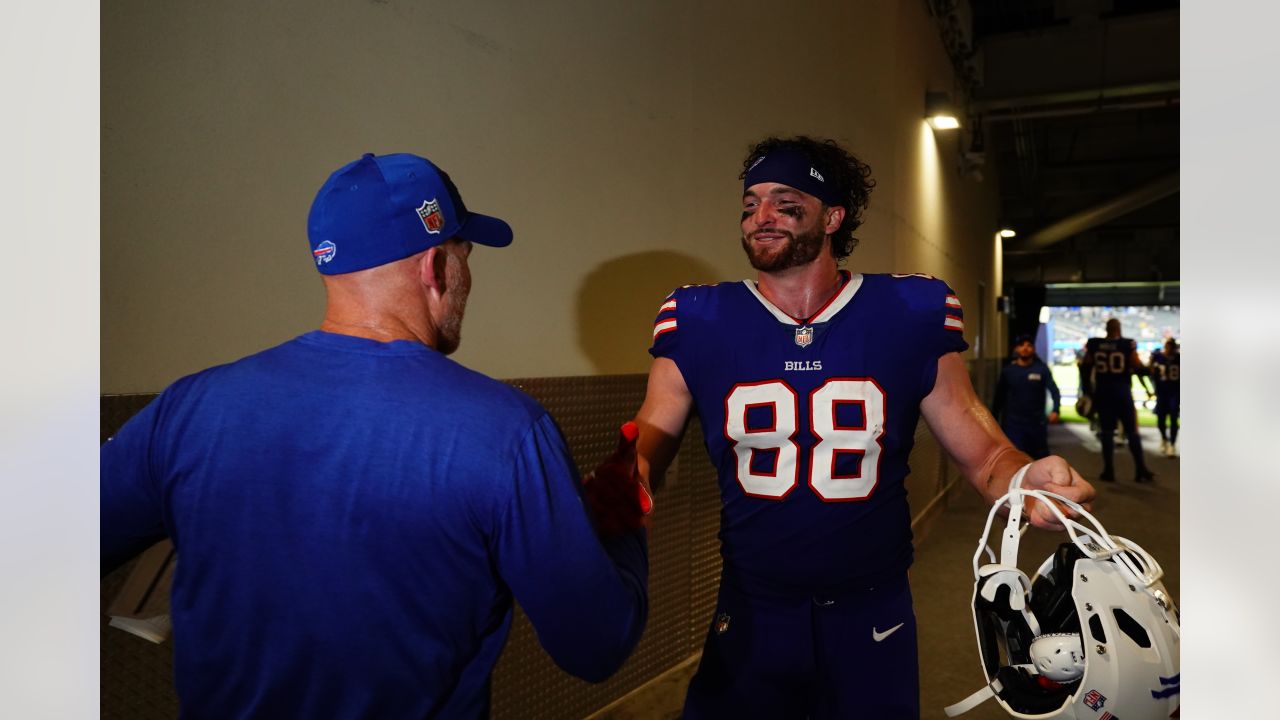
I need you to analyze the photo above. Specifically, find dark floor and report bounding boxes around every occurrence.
[592,422,1180,719]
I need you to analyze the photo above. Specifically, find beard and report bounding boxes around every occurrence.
[436,261,471,356]
[741,225,826,272]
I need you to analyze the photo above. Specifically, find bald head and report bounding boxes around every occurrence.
[1105,318,1121,338]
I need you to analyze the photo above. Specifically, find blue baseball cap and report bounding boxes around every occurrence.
[307,152,512,275]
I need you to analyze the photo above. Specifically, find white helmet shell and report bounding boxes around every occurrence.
[944,465,1180,720]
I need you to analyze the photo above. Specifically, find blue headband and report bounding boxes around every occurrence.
[743,148,841,206]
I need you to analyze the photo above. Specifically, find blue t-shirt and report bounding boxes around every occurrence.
[649,272,967,594]
[993,358,1061,427]
[101,331,647,718]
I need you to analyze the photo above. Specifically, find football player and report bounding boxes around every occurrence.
[1082,318,1156,482]
[627,136,1095,718]
[1149,337,1180,457]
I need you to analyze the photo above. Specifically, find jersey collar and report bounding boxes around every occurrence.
[742,270,864,326]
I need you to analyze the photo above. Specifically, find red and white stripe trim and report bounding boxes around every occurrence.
[945,294,961,308]
[653,319,678,338]
[659,299,677,313]
[944,315,964,331]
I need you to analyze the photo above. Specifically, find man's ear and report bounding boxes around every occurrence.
[418,246,448,295]
[824,206,846,235]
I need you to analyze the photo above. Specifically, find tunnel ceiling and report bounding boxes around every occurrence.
[934,0,1179,286]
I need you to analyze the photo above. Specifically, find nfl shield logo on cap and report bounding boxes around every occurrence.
[417,199,445,234]
[795,326,814,348]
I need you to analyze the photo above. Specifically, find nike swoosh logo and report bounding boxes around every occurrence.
[872,622,905,642]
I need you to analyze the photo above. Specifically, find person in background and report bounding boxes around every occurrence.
[1149,337,1181,457]
[1082,318,1155,482]
[992,334,1062,459]
[1076,343,1099,434]
[101,152,650,719]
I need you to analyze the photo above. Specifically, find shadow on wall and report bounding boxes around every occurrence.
[576,251,720,374]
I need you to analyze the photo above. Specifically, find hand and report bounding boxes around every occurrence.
[1017,456,1094,531]
[582,421,653,537]
[1047,411,1060,424]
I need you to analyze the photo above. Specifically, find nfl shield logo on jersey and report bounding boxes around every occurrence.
[715,613,731,634]
[795,326,814,348]
[416,199,445,234]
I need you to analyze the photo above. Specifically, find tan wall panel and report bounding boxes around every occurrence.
[103,1,1002,392]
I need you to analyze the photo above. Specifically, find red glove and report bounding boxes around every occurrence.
[582,421,653,537]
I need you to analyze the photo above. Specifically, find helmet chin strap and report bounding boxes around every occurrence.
[944,679,1003,717]
[1000,464,1031,567]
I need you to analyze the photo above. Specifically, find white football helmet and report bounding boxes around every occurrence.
[944,465,1179,720]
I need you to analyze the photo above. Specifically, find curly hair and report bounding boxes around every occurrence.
[740,136,875,261]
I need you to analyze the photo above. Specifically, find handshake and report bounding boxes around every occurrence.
[582,421,654,537]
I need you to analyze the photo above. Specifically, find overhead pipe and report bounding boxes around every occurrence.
[971,81,1180,113]
[972,81,1179,122]
[983,96,1178,123]
[1014,172,1180,251]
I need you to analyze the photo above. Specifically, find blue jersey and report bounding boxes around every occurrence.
[1150,349,1180,395]
[1085,336,1140,396]
[649,272,967,594]
[101,331,647,719]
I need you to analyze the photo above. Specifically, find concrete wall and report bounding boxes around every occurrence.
[102,0,1004,392]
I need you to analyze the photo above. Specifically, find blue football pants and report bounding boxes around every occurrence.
[683,573,919,719]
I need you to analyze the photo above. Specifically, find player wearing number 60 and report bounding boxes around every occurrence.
[1082,317,1156,482]
[632,136,1097,719]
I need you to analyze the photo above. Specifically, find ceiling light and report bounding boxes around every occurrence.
[999,228,1017,238]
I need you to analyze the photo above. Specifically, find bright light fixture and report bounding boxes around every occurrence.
[999,228,1017,238]
[925,91,960,131]
[928,115,960,130]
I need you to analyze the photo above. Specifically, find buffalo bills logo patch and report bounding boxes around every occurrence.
[795,326,814,348]
[313,240,336,266]
[1083,689,1106,711]
[416,199,445,234]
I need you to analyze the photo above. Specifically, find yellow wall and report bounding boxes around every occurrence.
[102,0,1003,392]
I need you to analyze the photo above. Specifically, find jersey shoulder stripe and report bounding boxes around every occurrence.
[648,282,734,345]
[653,296,679,338]
[877,272,965,333]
